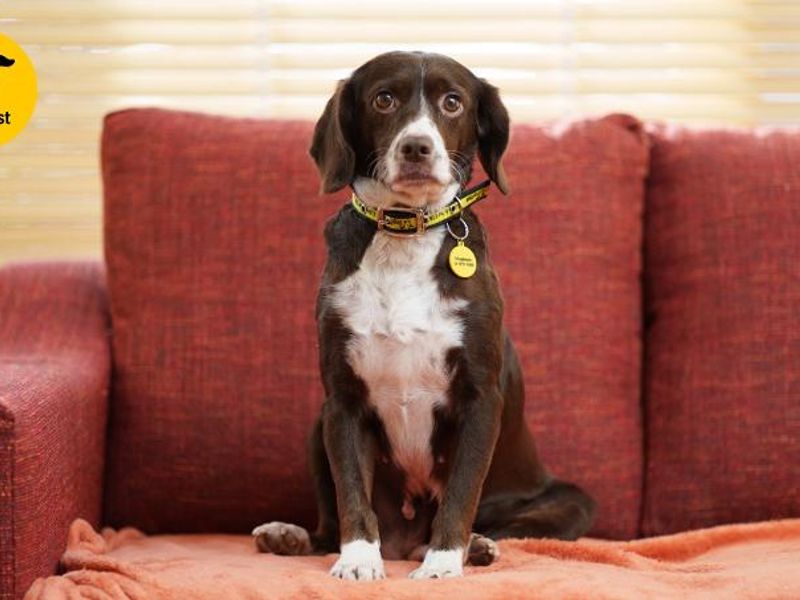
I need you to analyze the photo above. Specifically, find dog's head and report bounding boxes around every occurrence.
[310,51,509,207]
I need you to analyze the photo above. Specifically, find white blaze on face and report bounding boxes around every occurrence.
[386,98,453,191]
[354,81,460,210]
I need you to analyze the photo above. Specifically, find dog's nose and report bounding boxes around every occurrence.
[399,135,433,163]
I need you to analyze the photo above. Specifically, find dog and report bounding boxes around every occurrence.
[253,51,595,580]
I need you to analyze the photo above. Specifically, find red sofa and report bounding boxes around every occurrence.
[1,109,798,599]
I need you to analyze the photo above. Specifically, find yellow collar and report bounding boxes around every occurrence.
[350,180,491,236]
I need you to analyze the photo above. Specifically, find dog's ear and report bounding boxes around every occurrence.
[310,79,356,194]
[477,80,510,195]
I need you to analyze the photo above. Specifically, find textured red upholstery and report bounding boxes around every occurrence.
[642,125,800,536]
[102,111,329,535]
[101,109,646,540]
[0,262,110,600]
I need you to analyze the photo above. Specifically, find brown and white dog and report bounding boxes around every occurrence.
[252,51,595,580]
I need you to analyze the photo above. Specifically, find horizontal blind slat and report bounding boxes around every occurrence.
[6,0,800,20]
[22,43,800,72]
[0,232,102,264]
[8,19,796,45]
[31,68,800,95]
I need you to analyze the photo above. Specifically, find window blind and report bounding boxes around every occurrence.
[1,0,798,263]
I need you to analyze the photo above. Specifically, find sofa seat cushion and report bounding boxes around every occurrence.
[25,518,800,599]
[101,109,647,538]
[643,124,800,536]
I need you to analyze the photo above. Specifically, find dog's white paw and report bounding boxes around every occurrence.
[330,539,385,581]
[409,547,464,579]
[252,521,311,555]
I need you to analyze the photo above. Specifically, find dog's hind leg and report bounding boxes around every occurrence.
[253,417,340,555]
[474,479,596,541]
[253,521,312,555]
[466,533,500,566]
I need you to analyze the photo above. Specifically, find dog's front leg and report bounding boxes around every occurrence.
[322,400,384,581]
[410,387,502,579]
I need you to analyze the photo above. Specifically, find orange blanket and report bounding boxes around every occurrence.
[26,519,800,599]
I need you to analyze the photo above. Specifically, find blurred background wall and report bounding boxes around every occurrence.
[1,0,798,264]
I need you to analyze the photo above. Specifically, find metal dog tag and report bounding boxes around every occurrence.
[446,217,477,279]
[449,240,477,278]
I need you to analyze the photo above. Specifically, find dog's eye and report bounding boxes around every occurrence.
[373,91,396,112]
[440,93,463,115]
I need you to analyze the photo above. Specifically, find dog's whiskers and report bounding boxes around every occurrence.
[365,147,389,182]
[448,150,473,186]
[448,158,467,187]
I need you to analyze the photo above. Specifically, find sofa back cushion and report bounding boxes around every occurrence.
[481,115,647,538]
[102,109,647,538]
[102,110,325,533]
[642,125,800,536]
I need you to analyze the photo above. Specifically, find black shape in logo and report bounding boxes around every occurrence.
[0,55,15,68]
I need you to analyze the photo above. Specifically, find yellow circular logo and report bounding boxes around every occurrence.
[0,33,37,145]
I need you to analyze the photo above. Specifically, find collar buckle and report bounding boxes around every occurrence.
[376,206,427,236]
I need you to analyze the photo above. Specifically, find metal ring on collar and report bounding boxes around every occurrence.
[446,217,469,241]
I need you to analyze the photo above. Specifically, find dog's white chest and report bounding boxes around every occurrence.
[332,230,466,496]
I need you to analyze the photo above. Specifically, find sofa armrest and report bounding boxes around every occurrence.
[0,262,110,600]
